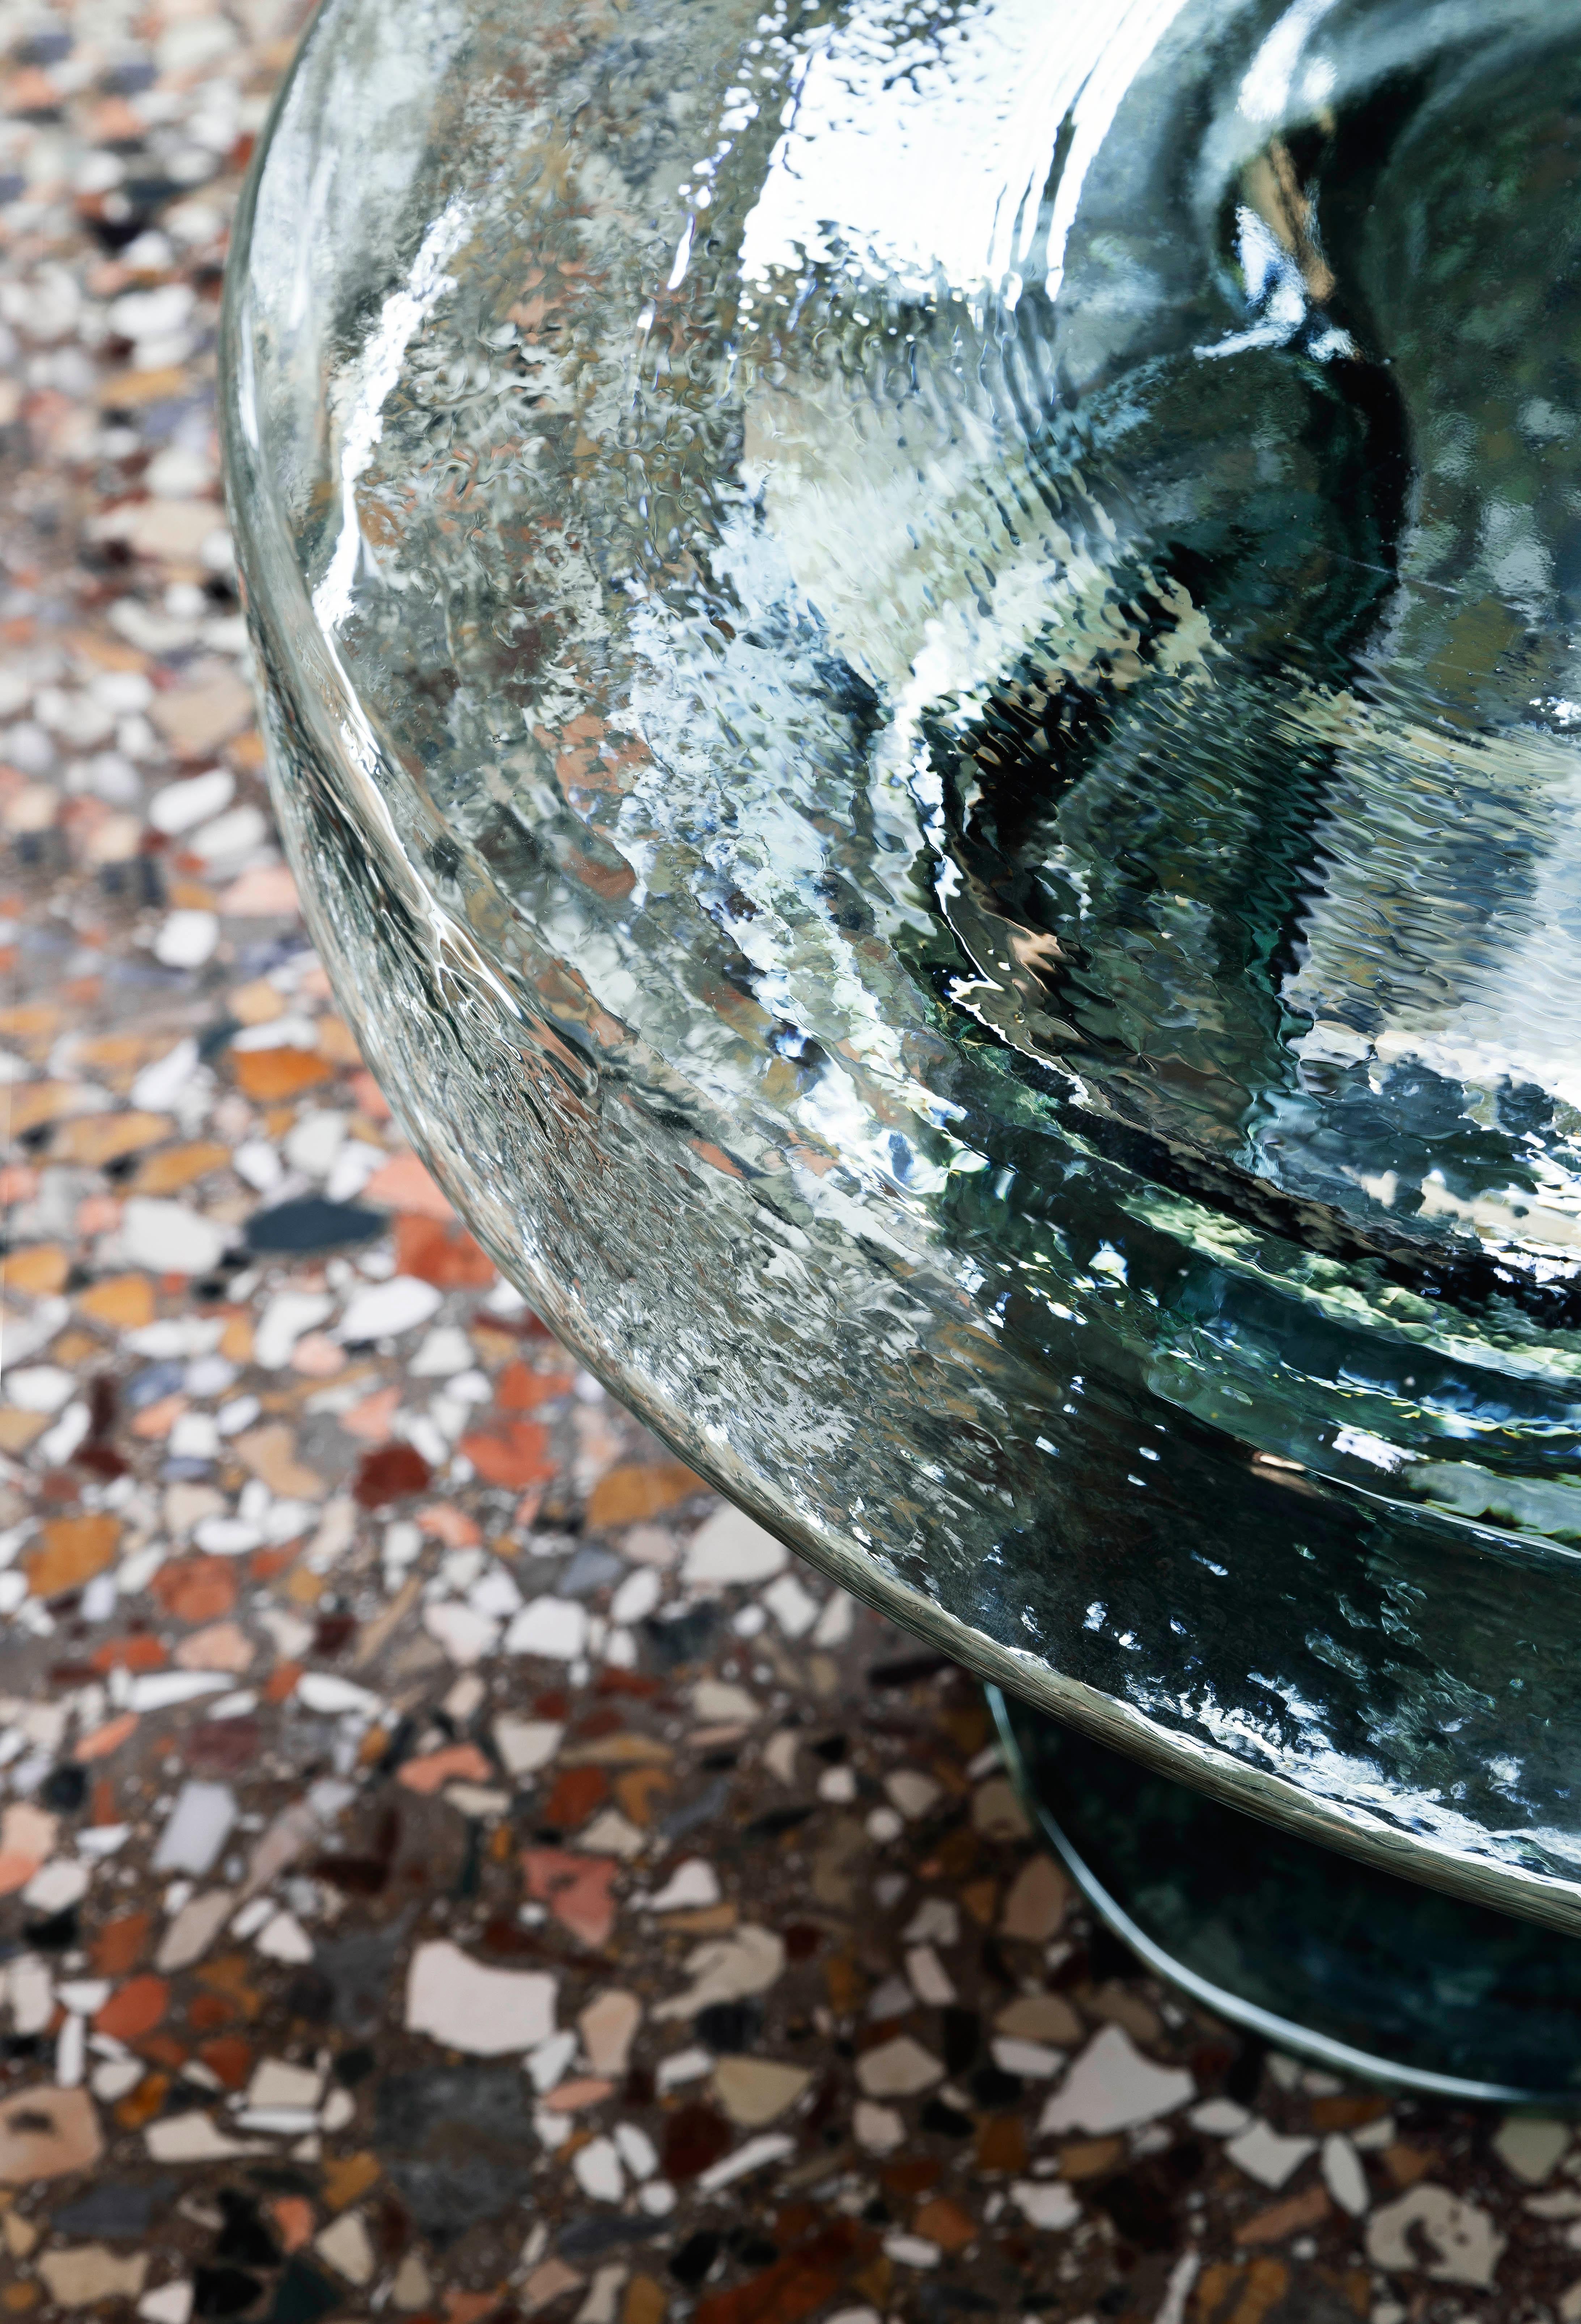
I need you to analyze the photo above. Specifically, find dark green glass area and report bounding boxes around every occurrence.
[992,1685,1581,2105]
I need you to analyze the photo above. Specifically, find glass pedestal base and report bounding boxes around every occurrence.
[989,1688,1581,2107]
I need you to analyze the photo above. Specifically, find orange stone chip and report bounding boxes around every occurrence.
[52,1110,170,1167]
[26,1513,120,1599]
[585,1460,703,1530]
[8,1083,101,1137]
[398,1743,494,1796]
[92,1912,152,1976]
[200,2037,254,2092]
[231,1046,335,1101]
[912,2196,977,2253]
[395,1212,493,1288]
[135,1140,232,1194]
[362,1151,453,1220]
[459,1419,554,1490]
[5,1242,70,1295]
[150,1555,238,1625]
[74,1712,139,1764]
[270,2194,314,2251]
[77,1274,156,1329]
[94,1974,169,2044]
[321,2151,382,2213]
[496,1359,575,1411]
[1234,2184,1331,2245]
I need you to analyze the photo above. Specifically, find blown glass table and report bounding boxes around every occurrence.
[225,0,1581,2098]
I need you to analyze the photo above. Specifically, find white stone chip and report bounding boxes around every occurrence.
[688,1679,759,1725]
[1494,2115,1570,2185]
[854,2100,906,2154]
[610,1566,661,1626]
[574,2263,627,2324]
[423,1602,499,1665]
[131,1672,234,1711]
[504,1596,589,1661]
[1038,2025,1195,2137]
[646,1858,721,1913]
[39,2248,149,2307]
[23,1859,90,1913]
[492,1717,564,1777]
[3,1365,76,1412]
[246,2059,323,2110]
[1225,2120,1318,2189]
[883,2235,941,2269]
[991,2035,1065,2081]
[254,1292,334,1371]
[1321,2132,1371,2217]
[656,2046,712,2090]
[885,1769,943,1821]
[577,1810,645,1859]
[856,2036,944,2099]
[122,1200,228,1278]
[138,2284,195,2324]
[296,1673,380,1716]
[572,2135,624,2202]
[811,1591,856,1647]
[653,1926,785,2021]
[712,2056,812,2127]
[1188,2097,1251,2136]
[315,2211,377,2287]
[256,1913,315,1964]
[145,2114,268,2163]
[763,1573,820,1639]
[1366,2184,1507,2288]
[1010,2180,1082,2231]
[410,1325,475,1377]
[615,2122,659,2181]
[55,2014,86,2089]
[526,2029,578,2094]
[152,1782,236,1877]
[192,804,268,863]
[682,1506,788,1587]
[150,768,234,834]
[338,1275,444,1342]
[903,1899,960,1947]
[55,1981,110,2016]
[154,909,219,968]
[92,2057,146,2103]
[404,1939,556,2055]
[130,1039,201,1113]
[697,2133,794,2192]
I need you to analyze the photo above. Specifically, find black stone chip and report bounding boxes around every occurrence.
[192,2265,263,2319]
[245,1198,388,1256]
[668,2230,722,2289]
[264,2261,341,2324]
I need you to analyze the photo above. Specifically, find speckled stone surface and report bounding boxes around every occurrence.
[2,7,1581,2323]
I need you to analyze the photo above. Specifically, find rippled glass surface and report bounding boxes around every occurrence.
[226,0,1581,1926]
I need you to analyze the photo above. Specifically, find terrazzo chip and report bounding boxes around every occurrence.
[1039,2023,1197,2136]
[404,1939,557,2053]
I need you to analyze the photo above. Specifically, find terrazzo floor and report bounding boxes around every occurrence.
[4,3,1581,2321]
